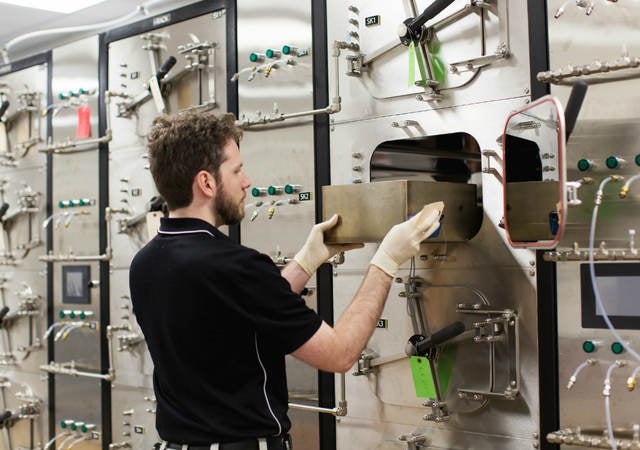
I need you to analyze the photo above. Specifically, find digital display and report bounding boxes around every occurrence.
[595,276,640,317]
[62,265,90,304]
[581,263,640,330]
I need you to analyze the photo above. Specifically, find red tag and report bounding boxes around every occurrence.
[76,105,91,138]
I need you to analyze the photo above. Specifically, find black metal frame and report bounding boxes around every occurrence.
[99,1,236,447]
[311,0,335,449]
[527,2,557,449]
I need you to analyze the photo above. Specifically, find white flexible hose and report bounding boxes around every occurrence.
[605,395,616,450]
[4,8,143,52]
[567,358,596,389]
[2,0,178,62]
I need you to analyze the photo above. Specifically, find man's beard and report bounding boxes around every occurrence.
[215,182,244,225]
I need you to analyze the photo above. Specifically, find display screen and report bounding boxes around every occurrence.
[62,265,90,304]
[595,276,640,317]
[581,263,640,330]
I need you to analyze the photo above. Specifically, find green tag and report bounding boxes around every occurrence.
[410,346,457,398]
[408,42,416,87]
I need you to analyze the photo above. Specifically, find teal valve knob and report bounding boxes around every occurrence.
[266,49,281,59]
[249,53,265,63]
[282,45,297,55]
[284,184,301,194]
[582,340,596,353]
[611,341,624,354]
[70,421,84,431]
[61,419,74,428]
[69,311,76,319]
[251,187,266,197]
[267,186,283,195]
[606,156,625,169]
[577,159,592,172]
[635,154,640,166]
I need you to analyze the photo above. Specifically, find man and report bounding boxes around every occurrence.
[129,111,442,450]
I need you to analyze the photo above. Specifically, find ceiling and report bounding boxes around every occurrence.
[0,0,200,63]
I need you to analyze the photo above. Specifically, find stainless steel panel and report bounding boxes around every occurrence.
[107,11,228,152]
[0,59,49,449]
[326,0,532,123]
[236,1,319,448]
[322,180,479,243]
[329,88,541,447]
[107,8,229,449]
[548,2,640,448]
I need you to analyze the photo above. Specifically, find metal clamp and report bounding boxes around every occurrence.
[456,305,520,401]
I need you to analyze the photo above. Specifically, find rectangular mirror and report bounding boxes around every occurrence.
[502,95,567,248]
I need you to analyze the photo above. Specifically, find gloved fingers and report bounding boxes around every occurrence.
[314,214,340,232]
[409,201,444,230]
[420,219,441,241]
[418,209,441,233]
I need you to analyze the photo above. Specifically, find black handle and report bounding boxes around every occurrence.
[147,195,165,212]
[414,321,465,355]
[0,306,9,326]
[155,56,177,81]
[564,80,588,142]
[400,0,455,44]
[0,410,11,427]
[0,203,9,221]
[0,100,9,119]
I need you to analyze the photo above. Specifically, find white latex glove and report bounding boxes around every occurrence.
[294,214,364,276]
[370,201,444,277]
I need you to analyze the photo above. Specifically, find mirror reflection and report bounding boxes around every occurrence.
[503,96,566,247]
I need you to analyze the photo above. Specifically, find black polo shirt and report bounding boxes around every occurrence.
[129,217,322,444]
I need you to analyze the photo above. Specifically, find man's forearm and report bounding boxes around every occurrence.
[281,260,311,294]
[333,265,393,364]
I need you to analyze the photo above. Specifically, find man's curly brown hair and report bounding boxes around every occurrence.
[147,111,242,210]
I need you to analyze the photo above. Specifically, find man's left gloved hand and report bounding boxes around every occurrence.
[294,214,363,276]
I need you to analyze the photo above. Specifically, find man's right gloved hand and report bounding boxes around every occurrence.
[370,201,444,277]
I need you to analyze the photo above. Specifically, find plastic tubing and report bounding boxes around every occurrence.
[567,358,596,389]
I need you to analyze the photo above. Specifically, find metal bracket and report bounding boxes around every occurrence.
[481,149,503,184]
[456,305,519,401]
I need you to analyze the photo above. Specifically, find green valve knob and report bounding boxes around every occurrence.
[69,311,76,319]
[79,311,86,319]
[635,154,640,166]
[582,340,596,353]
[606,156,624,169]
[59,310,66,319]
[251,187,266,197]
[58,93,65,100]
[611,341,624,354]
[284,184,297,194]
[61,420,73,428]
[70,422,83,431]
[266,49,281,59]
[249,53,264,63]
[577,159,591,172]
[81,424,89,432]
[268,186,282,195]
[282,45,292,55]
[78,88,86,95]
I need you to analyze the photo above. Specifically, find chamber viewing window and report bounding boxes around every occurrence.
[371,133,482,186]
[371,132,482,199]
[368,132,483,241]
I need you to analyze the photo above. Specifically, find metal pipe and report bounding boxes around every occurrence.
[237,41,343,129]
[288,373,346,416]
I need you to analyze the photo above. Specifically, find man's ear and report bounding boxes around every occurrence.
[194,170,215,198]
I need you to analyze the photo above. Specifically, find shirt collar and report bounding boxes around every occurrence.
[158,217,222,237]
